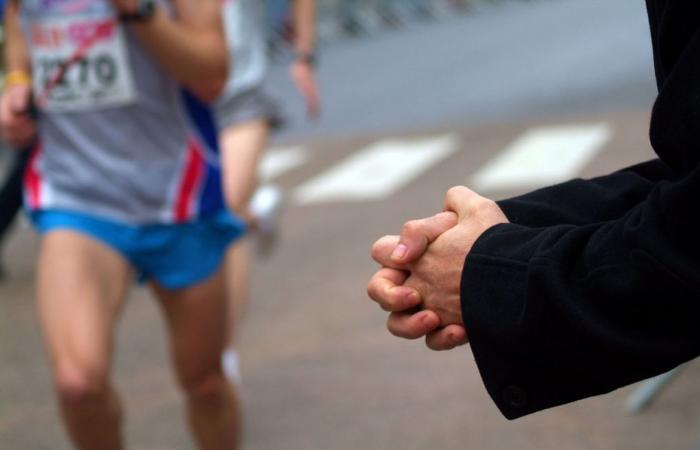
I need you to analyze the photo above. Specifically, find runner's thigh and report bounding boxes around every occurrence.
[151,270,228,383]
[36,230,132,376]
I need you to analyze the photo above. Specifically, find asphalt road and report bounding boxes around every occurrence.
[3,110,700,450]
[268,0,657,140]
[2,1,696,450]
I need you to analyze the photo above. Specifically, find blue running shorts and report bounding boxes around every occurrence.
[31,209,247,290]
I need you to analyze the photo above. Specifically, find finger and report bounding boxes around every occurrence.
[371,235,408,269]
[425,325,469,351]
[392,212,458,264]
[387,310,441,340]
[443,185,483,219]
[367,268,421,312]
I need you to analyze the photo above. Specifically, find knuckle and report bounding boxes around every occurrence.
[366,281,378,300]
[473,197,496,214]
[370,236,391,259]
[366,277,385,301]
[387,316,419,340]
[425,338,441,351]
[387,320,406,338]
[446,185,464,197]
[446,185,468,202]
[400,220,421,237]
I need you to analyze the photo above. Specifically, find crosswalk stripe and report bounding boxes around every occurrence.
[293,134,458,205]
[259,146,310,181]
[470,123,612,192]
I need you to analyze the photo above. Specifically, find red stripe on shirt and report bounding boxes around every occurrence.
[174,139,205,222]
[23,143,43,209]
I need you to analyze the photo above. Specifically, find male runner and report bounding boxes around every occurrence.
[215,0,320,381]
[1,1,243,449]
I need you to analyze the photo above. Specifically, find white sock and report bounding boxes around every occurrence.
[221,348,242,386]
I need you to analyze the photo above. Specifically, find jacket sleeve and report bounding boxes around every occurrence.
[497,159,675,227]
[461,162,700,420]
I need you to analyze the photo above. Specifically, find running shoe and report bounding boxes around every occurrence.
[222,348,242,386]
[248,184,284,256]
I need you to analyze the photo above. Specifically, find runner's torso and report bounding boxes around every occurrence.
[20,0,224,224]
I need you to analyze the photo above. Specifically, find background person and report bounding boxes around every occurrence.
[215,0,320,382]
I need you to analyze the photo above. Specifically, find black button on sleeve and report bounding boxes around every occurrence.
[502,385,528,409]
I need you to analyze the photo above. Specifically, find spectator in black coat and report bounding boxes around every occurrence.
[368,0,700,420]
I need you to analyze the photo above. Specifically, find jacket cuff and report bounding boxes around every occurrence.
[461,222,544,419]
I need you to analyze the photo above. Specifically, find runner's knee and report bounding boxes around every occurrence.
[54,360,109,406]
[179,368,230,404]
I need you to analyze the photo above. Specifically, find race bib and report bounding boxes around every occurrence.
[29,13,137,112]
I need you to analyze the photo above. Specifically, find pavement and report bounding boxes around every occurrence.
[2,109,700,450]
[268,0,657,141]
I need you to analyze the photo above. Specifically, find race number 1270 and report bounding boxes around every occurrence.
[37,53,118,92]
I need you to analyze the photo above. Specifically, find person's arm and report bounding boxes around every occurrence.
[497,159,675,227]
[292,0,315,58]
[4,0,30,75]
[111,0,228,102]
[0,0,37,149]
[290,0,320,118]
[459,161,700,419]
[370,166,700,420]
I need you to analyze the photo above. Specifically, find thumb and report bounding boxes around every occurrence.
[391,211,458,264]
[443,186,482,220]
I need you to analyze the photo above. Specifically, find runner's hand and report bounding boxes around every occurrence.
[290,60,320,120]
[0,83,37,149]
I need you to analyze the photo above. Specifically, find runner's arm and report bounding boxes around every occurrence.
[293,0,316,57]
[121,0,228,102]
[4,0,31,74]
[0,0,37,149]
[290,0,320,118]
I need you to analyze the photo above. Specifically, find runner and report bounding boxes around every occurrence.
[215,0,320,382]
[0,1,243,449]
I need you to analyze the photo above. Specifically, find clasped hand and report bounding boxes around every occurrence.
[367,186,508,350]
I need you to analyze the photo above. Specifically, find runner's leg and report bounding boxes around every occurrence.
[220,119,270,216]
[225,240,250,348]
[36,230,132,450]
[152,268,241,450]
[220,119,270,347]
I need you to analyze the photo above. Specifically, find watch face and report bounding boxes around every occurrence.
[138,0,156,18]
[297,53,317,67]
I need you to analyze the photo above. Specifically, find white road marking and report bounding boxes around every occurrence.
[259,146,309,181]
[470,123,612,192]
[293,134,459,205]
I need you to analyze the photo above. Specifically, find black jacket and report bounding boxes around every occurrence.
[460,0,700,420]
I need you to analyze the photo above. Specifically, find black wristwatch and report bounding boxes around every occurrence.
[296,52,318,68]
[119,0,157,23]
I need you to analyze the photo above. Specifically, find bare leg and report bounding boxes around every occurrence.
[36,231,132,450]
[220,119,270,347]
[224,239,250,347]
[220,119,270,217]
[152,269,241,450]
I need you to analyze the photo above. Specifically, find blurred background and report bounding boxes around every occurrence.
[3,1,699,449]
